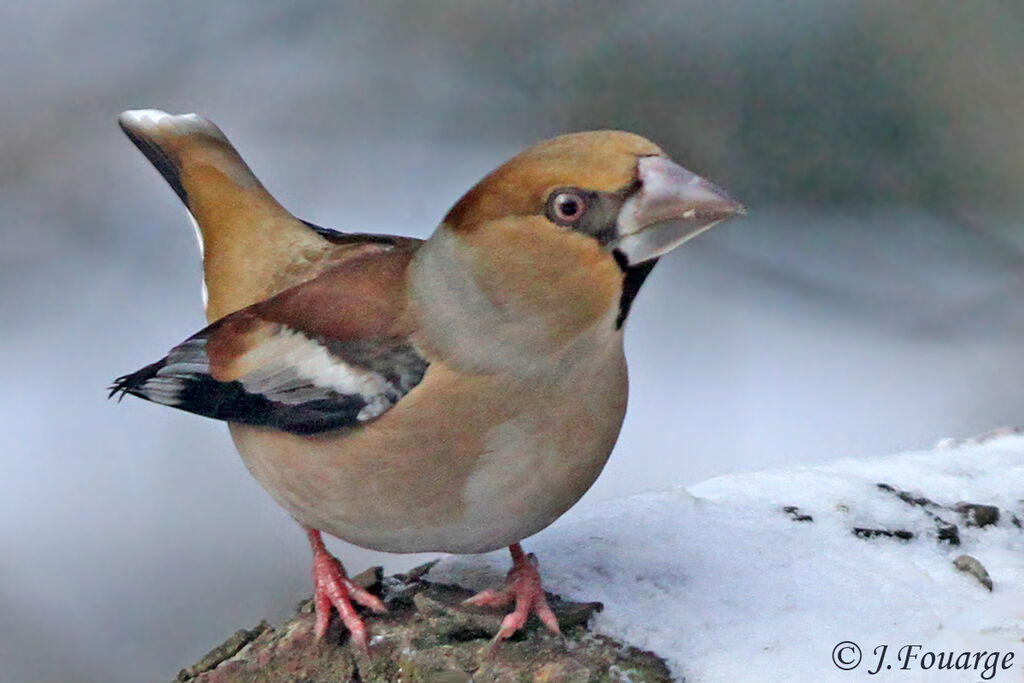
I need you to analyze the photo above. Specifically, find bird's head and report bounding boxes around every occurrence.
[413,131,744,372]
[443,130,744,268]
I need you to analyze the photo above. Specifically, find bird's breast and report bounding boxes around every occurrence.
[229,337,628,554]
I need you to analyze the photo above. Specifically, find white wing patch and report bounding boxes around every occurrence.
[235,328,395,420]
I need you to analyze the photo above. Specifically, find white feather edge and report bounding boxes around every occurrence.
[185,210,209,308]
[118,108,227,143]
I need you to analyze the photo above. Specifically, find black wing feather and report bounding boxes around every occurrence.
[110,328,428,435]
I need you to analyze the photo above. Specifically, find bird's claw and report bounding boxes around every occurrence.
[463,545,561,643]
[308,529,385,653]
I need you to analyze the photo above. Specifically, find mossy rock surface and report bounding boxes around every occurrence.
[176,563,673,682]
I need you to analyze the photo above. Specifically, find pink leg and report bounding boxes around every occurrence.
[464,543,561,641]
[305,527,386,652]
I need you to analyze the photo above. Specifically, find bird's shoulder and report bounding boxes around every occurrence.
[264,224,423,298]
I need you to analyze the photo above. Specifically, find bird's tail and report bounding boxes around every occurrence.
[119,109,324,321]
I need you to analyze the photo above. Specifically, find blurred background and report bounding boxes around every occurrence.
[2,1,1022,680]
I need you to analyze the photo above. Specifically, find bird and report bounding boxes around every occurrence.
[110,109,744,651]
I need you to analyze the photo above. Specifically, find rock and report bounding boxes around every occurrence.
[781,506,813,522]
[853,527,914,541]
[971,426,1021,444]
[955,502,1000,528]
[875,483,962,545]
[953,554,994,591]
[876,483,938,509]
[176,569,672,683]
[176,622,270,682]
[935,523,960,546]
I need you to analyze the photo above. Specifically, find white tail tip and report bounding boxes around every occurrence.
[118,108,227,142]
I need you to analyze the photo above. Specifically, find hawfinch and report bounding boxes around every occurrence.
[111,110,743,650]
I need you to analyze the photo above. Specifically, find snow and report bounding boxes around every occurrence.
[430,432,1024,682]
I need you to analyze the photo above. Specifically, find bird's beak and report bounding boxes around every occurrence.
[613,155,745,265]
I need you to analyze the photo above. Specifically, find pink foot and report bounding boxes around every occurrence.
[306,527,386,652]
[464,543,561,642]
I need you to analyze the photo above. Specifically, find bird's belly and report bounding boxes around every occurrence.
[229,350,627,554]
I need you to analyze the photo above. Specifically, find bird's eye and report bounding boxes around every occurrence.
[546,189,590,226]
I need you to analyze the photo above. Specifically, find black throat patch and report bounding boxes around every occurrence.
[613,250,658,329]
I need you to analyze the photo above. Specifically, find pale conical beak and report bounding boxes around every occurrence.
[613,155,745,265]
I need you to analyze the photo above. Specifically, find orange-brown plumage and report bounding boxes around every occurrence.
[444,130,662,230]
[113,110,743,650]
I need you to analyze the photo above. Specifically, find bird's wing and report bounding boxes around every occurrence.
[110,245,427,435]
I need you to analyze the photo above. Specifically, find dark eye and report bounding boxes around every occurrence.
[546,189,589,226]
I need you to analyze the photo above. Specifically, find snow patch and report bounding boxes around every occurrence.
[431,434,1024,681]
